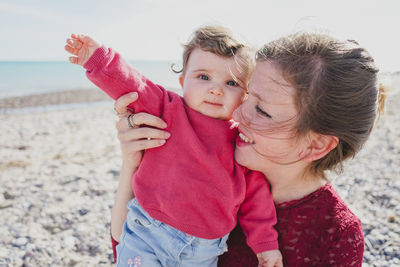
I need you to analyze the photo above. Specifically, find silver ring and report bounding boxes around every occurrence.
[127,114,135,128]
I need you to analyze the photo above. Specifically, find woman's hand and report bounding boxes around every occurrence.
[114,92,170,166]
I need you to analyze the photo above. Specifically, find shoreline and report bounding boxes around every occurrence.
[0,87,182,113]
[0,89,113,110]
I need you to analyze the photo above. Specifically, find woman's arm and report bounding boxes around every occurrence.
[110,93,170,259]
[110,159,138,242]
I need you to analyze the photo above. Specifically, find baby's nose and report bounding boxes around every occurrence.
[209,84,224,96]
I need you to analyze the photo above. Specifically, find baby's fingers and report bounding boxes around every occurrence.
[71,33,92,44]
[64,45,78,56]
[70,33,81,40]
[68,56,79,64]
[66,38,83,49]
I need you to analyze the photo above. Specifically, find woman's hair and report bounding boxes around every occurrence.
[173,25,255,86]
[256,32,386,178]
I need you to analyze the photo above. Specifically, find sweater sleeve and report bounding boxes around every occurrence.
[238,171,279,254]
[83,46,166,116]
[320,220,364,266]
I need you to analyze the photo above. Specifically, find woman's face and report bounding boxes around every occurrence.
[233,61,307,173]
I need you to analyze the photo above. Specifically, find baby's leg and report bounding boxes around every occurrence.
[178,233,230,267]
[116,221,162,267]
[120,198,229,266]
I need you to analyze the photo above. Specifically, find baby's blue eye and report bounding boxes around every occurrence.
[227,80,238,86]
[200,74,209,80]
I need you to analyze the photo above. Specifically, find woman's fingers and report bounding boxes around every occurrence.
[118,127,170,143]
[120,138,166,152]
[115,112,168,132]
[113,93,170,153]
[128,112,168,129]
[114,92,138,115]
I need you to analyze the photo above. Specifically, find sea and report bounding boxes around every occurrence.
[0,60,181,99]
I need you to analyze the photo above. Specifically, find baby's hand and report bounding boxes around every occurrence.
[256,249,283,267]
[64,34,100,66]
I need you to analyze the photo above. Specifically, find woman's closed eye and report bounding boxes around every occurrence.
[255,105,272,118]
[199,74,209,80]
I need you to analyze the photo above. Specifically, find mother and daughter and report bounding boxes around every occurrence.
[65,25,385,266]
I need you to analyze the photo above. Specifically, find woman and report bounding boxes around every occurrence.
[111,32,385,266]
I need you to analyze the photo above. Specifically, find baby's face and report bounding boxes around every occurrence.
[179,48,247,120]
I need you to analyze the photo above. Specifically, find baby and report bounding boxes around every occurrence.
[65,26,282,267]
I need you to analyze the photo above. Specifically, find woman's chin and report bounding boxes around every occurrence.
[234,147,250,168]
[235,146,268,173]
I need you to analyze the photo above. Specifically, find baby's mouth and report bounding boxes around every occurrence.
[204,101,222,106]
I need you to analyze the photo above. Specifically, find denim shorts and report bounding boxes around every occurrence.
[116,198,229,267]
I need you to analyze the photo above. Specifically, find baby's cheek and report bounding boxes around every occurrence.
[232,96,245,111]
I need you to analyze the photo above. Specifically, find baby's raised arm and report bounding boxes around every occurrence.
[64,34,100,66]
[65,34,167,117]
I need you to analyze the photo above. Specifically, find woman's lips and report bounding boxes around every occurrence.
[236,131,255,146]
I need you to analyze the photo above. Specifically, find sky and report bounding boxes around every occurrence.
[1,0,399,72]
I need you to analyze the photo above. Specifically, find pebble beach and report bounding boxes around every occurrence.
[0,83,399,266]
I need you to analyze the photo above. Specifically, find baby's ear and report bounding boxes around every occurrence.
[179,75,184,89]
[301,133,338,162]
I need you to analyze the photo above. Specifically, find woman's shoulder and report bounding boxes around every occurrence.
[276,183,364,265]
[316,184,362,227]
[277,183,362,231]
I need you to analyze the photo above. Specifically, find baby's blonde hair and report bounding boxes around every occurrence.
[173,25,255,87]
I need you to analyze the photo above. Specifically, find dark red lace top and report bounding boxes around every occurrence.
[218,184,364,266]
[112,184,364,266]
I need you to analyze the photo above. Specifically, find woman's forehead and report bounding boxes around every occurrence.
[249,61,296,104]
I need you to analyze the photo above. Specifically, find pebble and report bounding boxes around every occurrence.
[12,237,28,247]
[63,236,76,250]
[0,85,399,266]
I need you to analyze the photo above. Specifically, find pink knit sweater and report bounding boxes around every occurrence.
[84,47,278,253]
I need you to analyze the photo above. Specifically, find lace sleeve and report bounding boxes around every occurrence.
[321,220,364,266]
